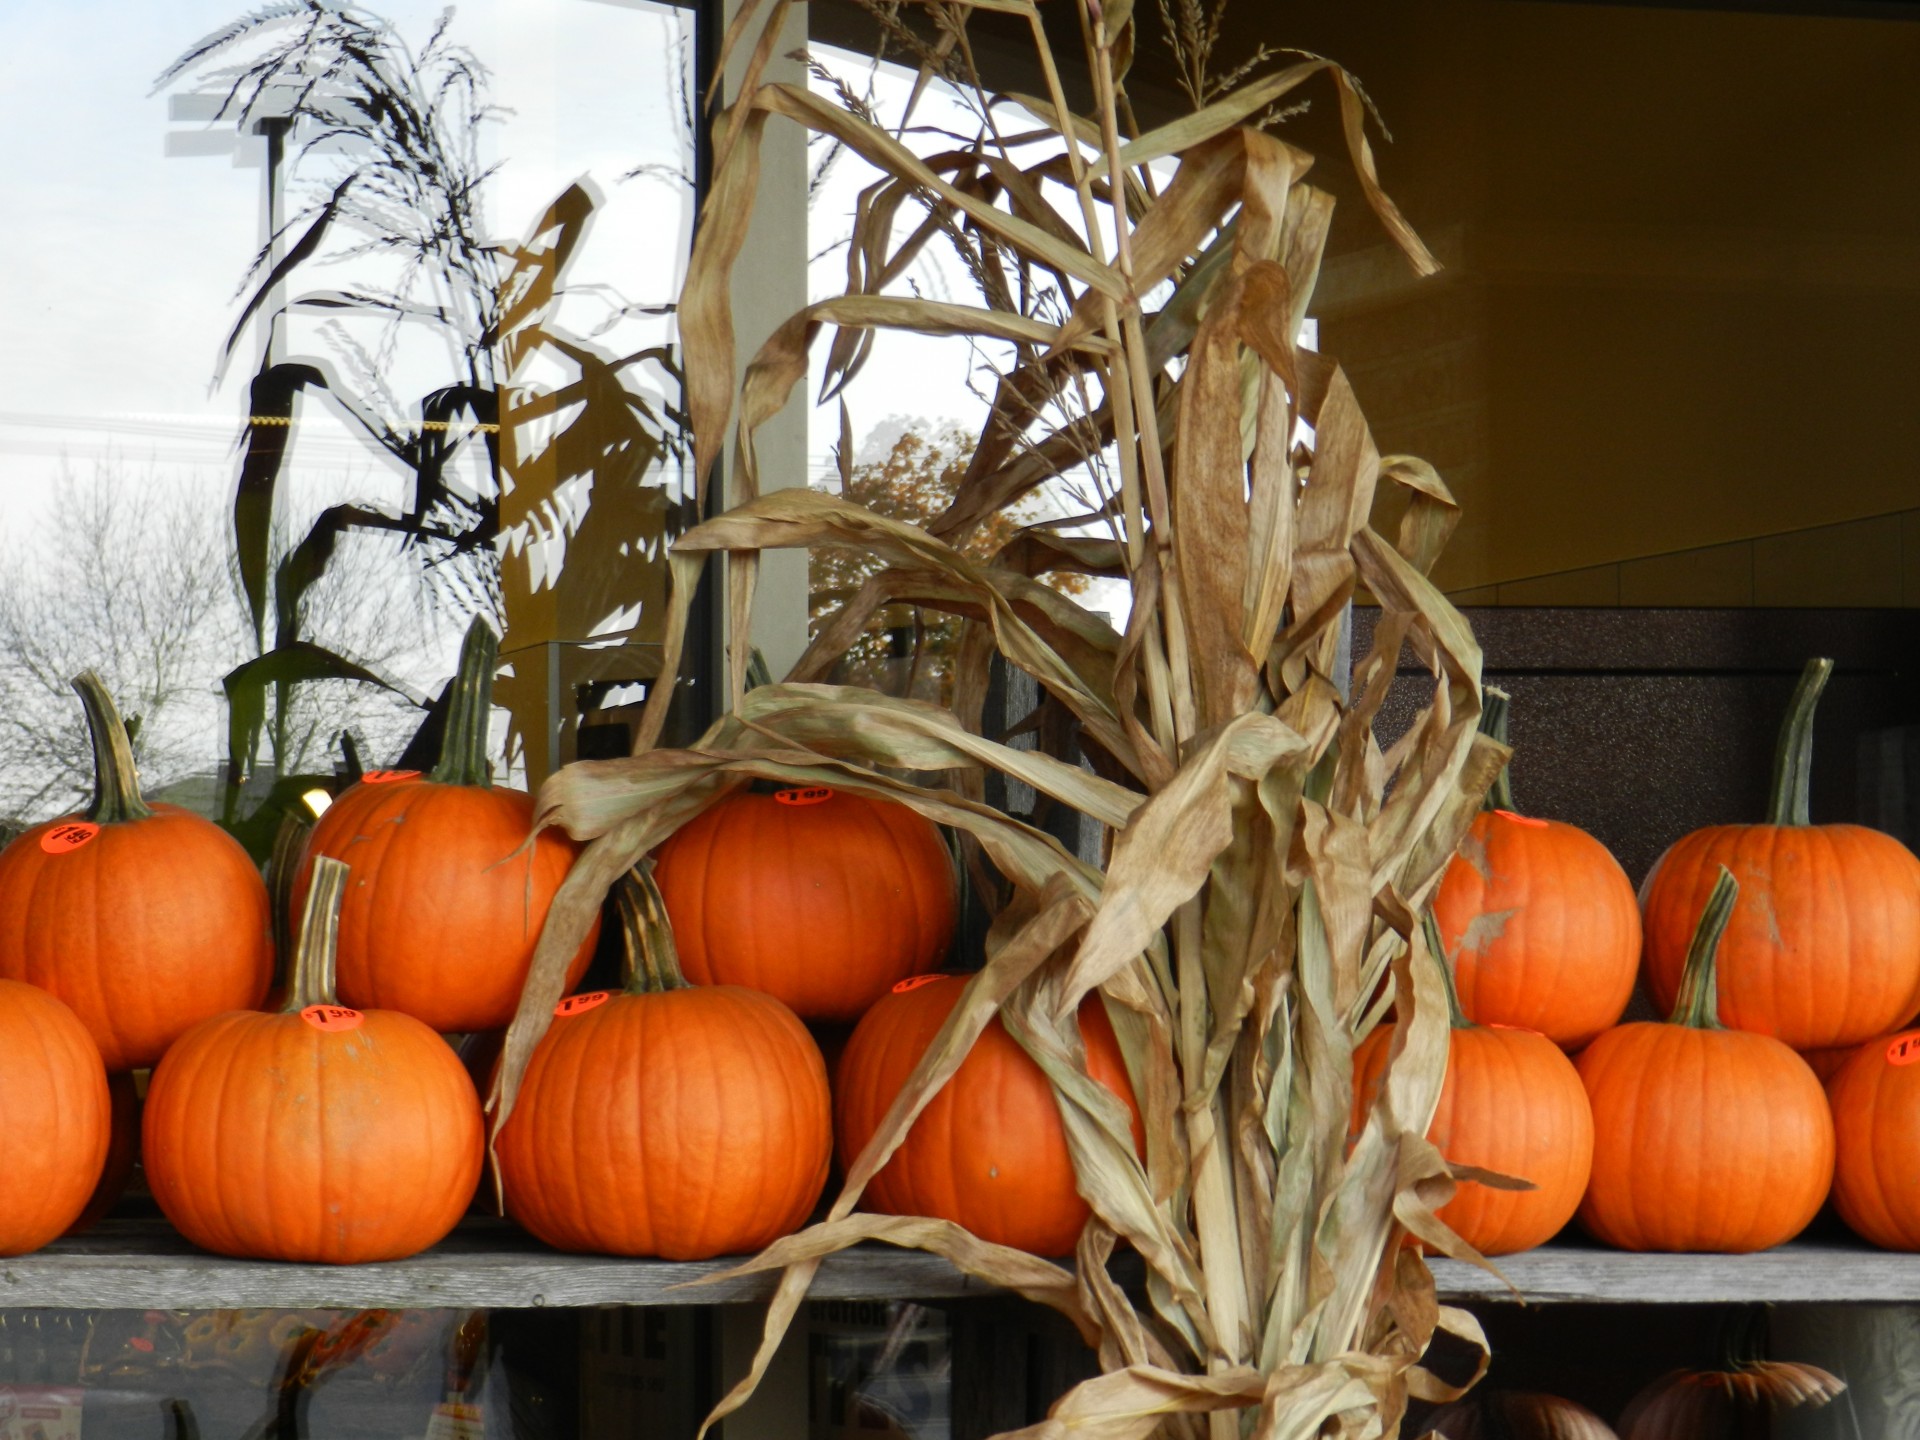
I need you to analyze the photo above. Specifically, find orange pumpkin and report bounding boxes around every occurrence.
[0,674,273,1071]
[1619,1357,1844,1438]
[144,858,483,1263]
[1577,868,1834,1252]
[1433,690,1640,1050]
[293,619,596,1034]
[1827,1029,1920,1249]
[1426,1391,1619,1439]
[495,867,832,1259]
[0,979,111,1255]
[1353,918,1593,1256]
[835,972,1142,1256]
[1641,659,1920,1050]
[653,785,957,1022]
[66,1071,141,1236]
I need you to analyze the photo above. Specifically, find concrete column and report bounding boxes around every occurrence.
[723,0,812,681]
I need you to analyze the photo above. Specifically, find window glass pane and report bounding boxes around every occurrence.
[1,0,698,843]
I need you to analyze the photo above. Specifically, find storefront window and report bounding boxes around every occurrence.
[1,0,701,849]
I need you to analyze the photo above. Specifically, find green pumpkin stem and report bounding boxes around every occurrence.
[1422,911,1471,1030]
[1669,866,1740,1030]
[1767,658,1831,827]
[1479,686,1515,813]
[72,672,154,825]
[429,616,500,788]
[284,857,350,1013]
[617,864,688,995]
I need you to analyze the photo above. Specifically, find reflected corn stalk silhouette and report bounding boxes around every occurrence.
[488,3,1513,1436]
[160,4,694,832]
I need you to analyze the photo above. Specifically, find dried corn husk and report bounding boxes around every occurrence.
[491,3,1504,1435]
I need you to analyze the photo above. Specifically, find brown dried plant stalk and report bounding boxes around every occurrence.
[491,1,1509,1435]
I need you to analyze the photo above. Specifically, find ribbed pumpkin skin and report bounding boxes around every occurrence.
[295,781,596,1034]
[654,791,957,1022]
[835,975,1141,1256]
[1353,1021,1593,1256]
[1641,824,1920,1050]
[496,986,832,1259]
[0,980,111,1255]
[1434,811,1640,1050]
[143,1008,483,1263]
[1576,1022,1833,1251]
[1828,1031,1920,1249]
[0,807,272,1071]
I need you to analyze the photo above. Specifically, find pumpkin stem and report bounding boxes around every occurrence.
[617,863,688,994]
[1669,866,1739,1030]
[1766,658,1831,827]
[72,672,154,825]
[1479,686,1515,814]
[429,616,500,788]
[1422,910,1471,1030]
[284,856,350,1012]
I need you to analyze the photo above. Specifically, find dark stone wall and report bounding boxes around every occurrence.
[1355,607,1920,884]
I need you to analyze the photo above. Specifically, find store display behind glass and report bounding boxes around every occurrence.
[0,0,698,847]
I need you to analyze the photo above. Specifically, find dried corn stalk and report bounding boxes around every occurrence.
[492,1,1509,1434]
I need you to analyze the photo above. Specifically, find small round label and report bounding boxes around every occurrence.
[361,769,422,785]
[1888,1034,1920,1067]
[1494,810,1549,829]
[301,1004,363,1032]
[775,786,834,807]
[892,974,948,994]
[40,822,101,855]
[555,991,612,1018]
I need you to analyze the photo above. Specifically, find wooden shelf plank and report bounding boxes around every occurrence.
[0,1220,1002,1311]
[1429,1242,1920,1305]
[8,1223,1917,1311]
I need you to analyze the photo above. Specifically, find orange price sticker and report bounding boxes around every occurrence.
[301,1005,363,1033]
[361,769,422,785]
[555,991,612,1019]
[892,974,949,995]
[775,786,834,807]
[1888,1034,1920,1067]
[40,822,101,855]
[1493,810,1549,829]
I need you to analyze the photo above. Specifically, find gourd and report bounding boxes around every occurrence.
[834,972,1141,1257]
[293,618,596,1034]
[1432,690,1640,1050]
[0,979,110,1256]
[1577,869,1833,1253]
[1641,659,1920,1049]
[0,673,272,1070]
[495,866,832,1260]
[143,858,484,1263]
[653,785,957,1022]
[1352,916,1593,1257]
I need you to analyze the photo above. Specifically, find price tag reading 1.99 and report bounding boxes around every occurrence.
[301,1005,364,1033]
[555,991,612,1018]
[1888,1034,1920,1067]
[40,822,101,855]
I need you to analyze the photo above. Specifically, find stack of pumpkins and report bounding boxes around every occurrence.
[0,619,1133,1265]
[0,622,587,1262]
[1385,661,1920,1258]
